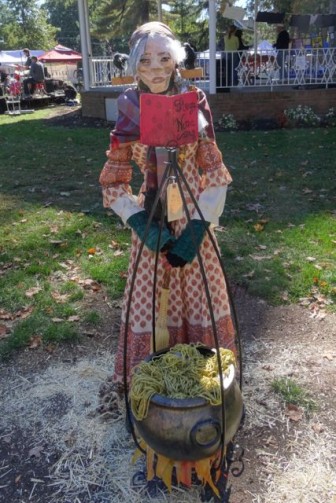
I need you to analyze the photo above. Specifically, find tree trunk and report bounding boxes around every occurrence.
[140,0,150,23]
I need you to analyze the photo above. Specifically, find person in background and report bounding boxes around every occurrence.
[22,48,32,69]
[23,56,45,95]
[235,29,251,53]
[273,25,290,81]
[99,21,235,393]
[224,24,239,86]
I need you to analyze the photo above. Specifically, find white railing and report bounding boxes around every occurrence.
[90,47,336,90]
[91,58,118,87]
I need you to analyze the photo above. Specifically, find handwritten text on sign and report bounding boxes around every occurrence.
[140,92,198,147]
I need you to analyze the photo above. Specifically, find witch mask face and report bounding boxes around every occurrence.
[137,35,176,93]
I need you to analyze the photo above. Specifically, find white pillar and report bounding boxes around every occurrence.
[254,0,259,54]
[77,0,92,90]
[209,0,217,94]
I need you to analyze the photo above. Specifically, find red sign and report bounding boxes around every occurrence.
[140,92,198,147]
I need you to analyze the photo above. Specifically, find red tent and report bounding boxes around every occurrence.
[38,44,82,63]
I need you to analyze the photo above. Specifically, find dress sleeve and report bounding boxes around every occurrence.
[98,91,143,224]
[194,91,233,225]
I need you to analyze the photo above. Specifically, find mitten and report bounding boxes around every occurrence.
[166,220,210,267]
[127,211,174,252]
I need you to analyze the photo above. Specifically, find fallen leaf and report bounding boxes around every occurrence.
[28,445,44,458]
[45,344,56,353]
[109,240,120,249]
[50,225,59,234]
[60,191,71,197]
[322,353,334,361]
[113,249,124,257]
[49,239,67,247]
[28,335,42,349]
[311,423,324,434]
[68,315,80,322]
[264,435,278,447]
[0,309,13,320]
[25,286,42,298]
[249,254,273,261]
[0,324,10,339]
[306,256,316,262]
[81,279,101,291]
[16,306,34,319]
[51,291,69,303]
[253,223,264,232]
[262,364,274,371]
[285,404,303,422]
[87,247,96,255]
[246,203,264,212]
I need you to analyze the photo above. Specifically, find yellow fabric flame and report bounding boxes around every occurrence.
[132,438,224,497]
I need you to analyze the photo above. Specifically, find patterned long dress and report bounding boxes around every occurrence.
[99,85,235,385]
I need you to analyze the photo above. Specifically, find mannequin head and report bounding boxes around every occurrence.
[128,22,185,93]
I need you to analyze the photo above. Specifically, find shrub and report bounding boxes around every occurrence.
[324,107,336,127]
[284,105,321,127]
[216,113,238,131]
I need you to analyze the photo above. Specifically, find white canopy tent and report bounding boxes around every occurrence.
[0,50,46,73]
[251,40,277,55]
[0,51,22,65]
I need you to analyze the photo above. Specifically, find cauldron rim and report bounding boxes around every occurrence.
[142,344,236,410]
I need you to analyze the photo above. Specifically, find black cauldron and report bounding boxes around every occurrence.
[132,346,243,461]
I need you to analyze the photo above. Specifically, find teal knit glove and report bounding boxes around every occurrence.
[127,211,174,252]
[166,220,210,267]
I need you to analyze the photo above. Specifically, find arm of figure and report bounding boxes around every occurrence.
[194,140,232,225]
[99,145,174,253]
[166,140,232,267]
[166,89,232,268]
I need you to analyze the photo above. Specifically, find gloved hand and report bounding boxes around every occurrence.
[127,211,174,252]
[166,220,210,268]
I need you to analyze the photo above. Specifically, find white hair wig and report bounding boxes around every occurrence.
[127,32,186,76]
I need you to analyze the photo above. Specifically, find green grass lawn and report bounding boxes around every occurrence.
[0,108,335,357]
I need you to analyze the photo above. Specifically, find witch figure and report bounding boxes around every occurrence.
[99,21,236,392]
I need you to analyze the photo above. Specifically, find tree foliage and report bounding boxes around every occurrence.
[0,0,57,49]
[90,0,211,52]
[43,0,81,50]
[246,0,332,16]
[90,0,155,50]
[165,0,209,49]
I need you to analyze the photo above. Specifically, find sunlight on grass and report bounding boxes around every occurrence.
[272,377,317,414]
[1,112,335,358]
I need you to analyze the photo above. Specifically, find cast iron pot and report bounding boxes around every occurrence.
[132,346,243,461]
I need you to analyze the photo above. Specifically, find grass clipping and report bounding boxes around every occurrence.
[130,343,236,421]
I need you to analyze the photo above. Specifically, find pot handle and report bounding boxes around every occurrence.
[190,419,221,449]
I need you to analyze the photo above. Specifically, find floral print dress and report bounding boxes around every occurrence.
[99,85,235,384]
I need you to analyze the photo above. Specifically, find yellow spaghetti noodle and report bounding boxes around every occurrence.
[130,343,236,421]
